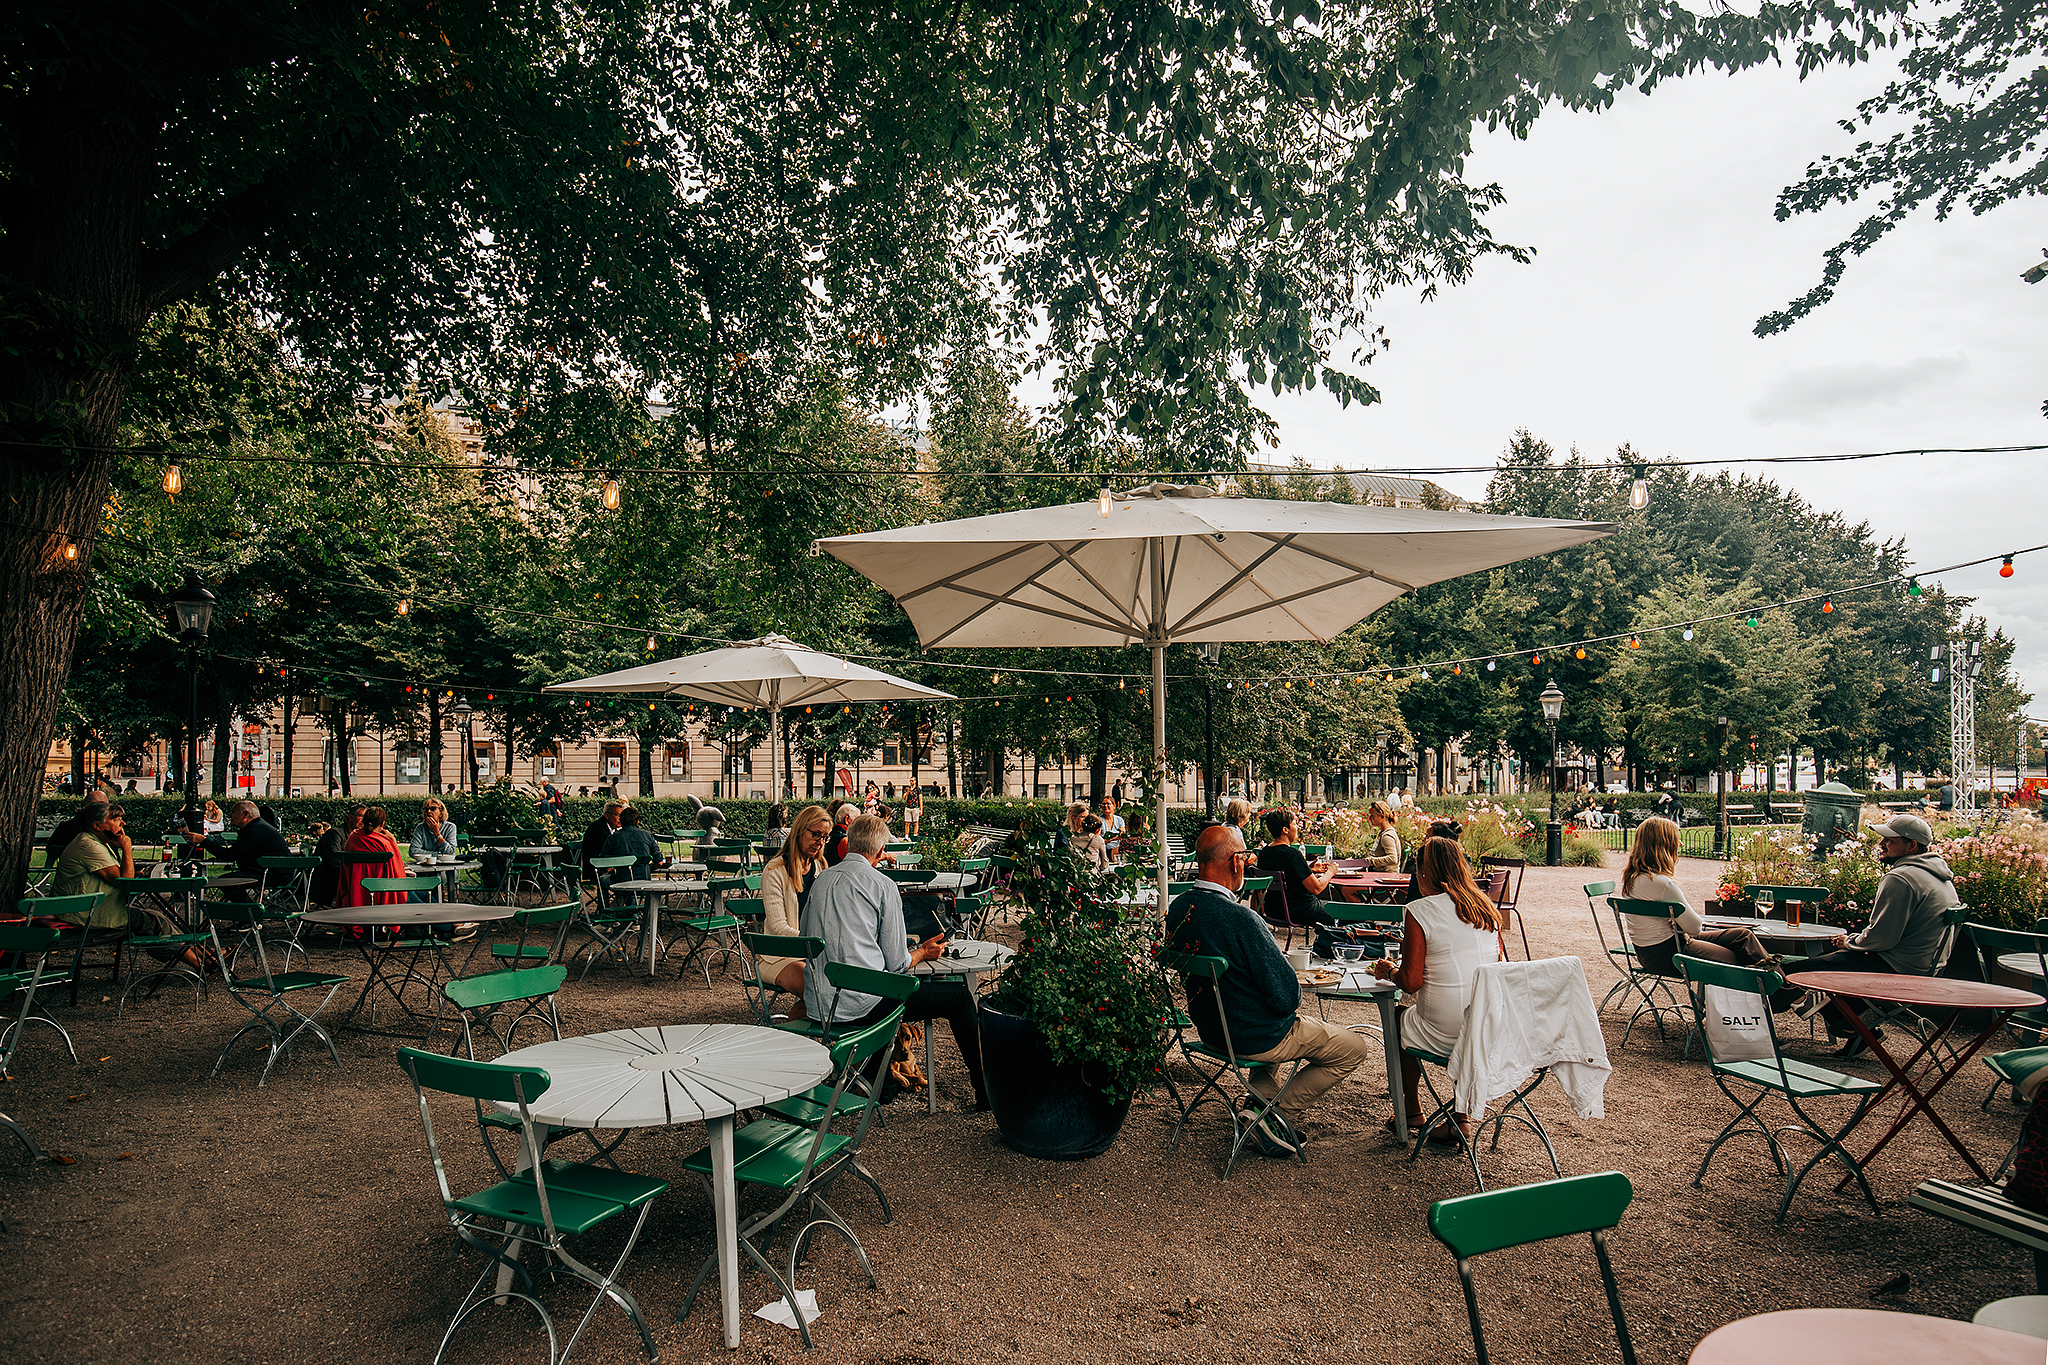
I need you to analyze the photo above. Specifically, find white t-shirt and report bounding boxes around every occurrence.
[1401,892,1500,1058]
[1617,871,1704,947]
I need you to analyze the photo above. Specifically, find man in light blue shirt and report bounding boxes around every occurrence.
[801,813,988,1109]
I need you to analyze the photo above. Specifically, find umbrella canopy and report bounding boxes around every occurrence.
[817,484,1614,896]
[546,634,955,801]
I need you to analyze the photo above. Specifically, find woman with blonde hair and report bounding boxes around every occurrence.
[1223,797,1255,844]
[1373,836,1509,1143]
[201,798,225,834]
[1363,800,1401,871]
[758,805,833,1019]
[1620,816,1773,974]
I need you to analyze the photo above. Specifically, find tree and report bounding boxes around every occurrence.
[1757,0,2048,389]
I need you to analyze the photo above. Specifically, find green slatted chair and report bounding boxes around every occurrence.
[576,857,643,977]
[1606,898,1696,1053]
[1580,880,1633,1012]
[204,904,350,1087]
[491,902,579,970]
[1158,947,1309,1178]
[1429,1172,1640,1365]
[443,964,567,1059]
[952,893,994,941]
[1971,922,2048,1051]
[110,877,212,1013]
[1673,953,1882,1221]
[1167,881,1196,899]
[667,874,755,988]
[1314,903,1403,1039]
[676,968,914,1351]
[739,928,821,1026]
[253,855,320,968]
[0,920,76,1077]
[395,1047,667,1365]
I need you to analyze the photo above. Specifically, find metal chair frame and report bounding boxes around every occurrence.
[1479,857,1531,960]
[1604,897,1694,1050]
[204,905,349,1087]
[1157,947,1308,1178]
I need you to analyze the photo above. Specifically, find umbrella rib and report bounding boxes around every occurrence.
[1183,534,1323,638]
[897,542,1050,604]
[1164,536,1298,636]
[1249,534,1418,593]
[1042,542,1148,636]
[1182,569,1386,638]
[924,578,1138,648]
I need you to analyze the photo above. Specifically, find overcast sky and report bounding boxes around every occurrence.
[1258,57,2048,713]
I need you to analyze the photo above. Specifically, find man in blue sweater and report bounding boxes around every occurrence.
[1167,824,1372,1155]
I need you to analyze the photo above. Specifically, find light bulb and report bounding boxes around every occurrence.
[1531,654,1540,665]
[1683,628,1694,641]
[398,598,410,616]
[1628,637,1640,649]
[64,542,76,560]
[1097,488,1112,517]
[1453,665,1461,675]
[163,464,183,498]
[1420,669,1430,679]
[2001,556,2015,578]
[646,635,656,650]
[1629,477,1648,510]
[602,479,621,510]
[1822,601,1833,613]
[1746,617,1758,628]
[1908,577,1922,597]
[1486,659,1495,671]
[1574,648,1585,660]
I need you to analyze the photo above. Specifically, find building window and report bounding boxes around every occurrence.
[666,743,690,778]
[882,744,899,766]
[396,746,426,781]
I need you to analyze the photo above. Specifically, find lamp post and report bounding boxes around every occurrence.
[1714,715,1731,856]
[1197,642,1222,817]
[171,572,215,833]
[1539,679,1564,866]
[451,697,476,795]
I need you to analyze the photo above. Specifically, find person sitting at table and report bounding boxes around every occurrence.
[1167,824,1373,1155]
[1053,801,1089,852]
[1618,817,1778,976]
[189,799,291,902]
[824,800,857,867]
[760,803,791,853]
[802,814,989,1110]
[759,805,832,1020]
[408,797,460,861]
[1783,812,1960,1057]
[1256,808,1338,931]
[1371,836,1509,1145]
[309,805,364,906]
[1363,801,1401,871]
[600,806,669,884]
[200,798,225,834]
[342,807,405,906]
[579,800,624,879]
[1099,795,1126,847]
[49,802,133,929]
[1070,814,1110,873]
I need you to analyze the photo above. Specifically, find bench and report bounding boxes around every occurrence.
[1880,801,1921,811]
[962,824,1025,854]
[1911,1179,2048,1287]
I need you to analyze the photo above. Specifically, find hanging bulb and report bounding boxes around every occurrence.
[2001,555,2015,578]
[1683,627,1694,641]
[1118,678,1125,689]
[602,479,621,510]
[1746,617,1758,628]
[1628,637,1640,649]
[1531,654,1540,665]
[63,542,77,560]
[1908,577,1923,597]
[1097,488,1112,517]
[993,674,1001,685]
[1486,659,1495,671]
[1283,680,1291,689]
[1419,669,1430,680]
[1384,672,1393,682]
[1822,600,1833,613]
[1574,648,1585,660]
[646,635,656,651]
[1629,476,1648,511]
[1453,664,1462,675]
[163,464,183,498]
[397,598,410,616]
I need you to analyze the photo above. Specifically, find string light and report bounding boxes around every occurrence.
[2001,555,2015,577]
[1486,659,1495,671]
[1908,577,1922,597]
[646,635,656,650]
[1453,664,1461,675]
[1682,627,1693,641]
[63,542,76,560]
[1097,488,1112,517]
[1822,600,1833,613]
[397,598,410,615]
[1574,648,1585,660]
[601,479,621,511]
[1628,637,1640,649]
[163,464,182,498]
[1531,654,1540,665]
[1746,616,1758,628]
[1628,463,1649,511]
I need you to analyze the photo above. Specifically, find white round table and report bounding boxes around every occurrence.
[1997,953,2047,979]
[606,879,712,974]
[909,941,1011,1112]
[492,1024,833,1349]
[1700,916,1841,943]
[300,902,514,1034]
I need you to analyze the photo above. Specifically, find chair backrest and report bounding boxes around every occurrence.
[881,867,937,884]
[957,858,991,873]
[1673,953,1792,1079]
[1428,1171,1638,1365]
[1479,857,1527,906]
[1933,903,1973,974]
[1159,947,1238,1057]
[258,855,320,872]
[822,960,919,1003]
[362,876,441,894]
[515,901,580,929]
[0,923,62,955]
[342,849,398,867]
[1967,921,2048,979]
[23,893,103,922]
[1347,902,1405,926]
[444,964,567,1013]
[726,896,765,921]
[1239,873,1272,893]
[1167,881,1196,897]
[472,833,519,847]
[743,931,824,960]
[396,1045,558,1226]
[589,855,637,870]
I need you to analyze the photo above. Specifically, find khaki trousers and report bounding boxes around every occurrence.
[1242,1015,1375,1117]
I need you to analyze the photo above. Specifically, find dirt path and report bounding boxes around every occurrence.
[0,855,2034,1364]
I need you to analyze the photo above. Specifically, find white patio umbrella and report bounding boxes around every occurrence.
[545,634,955,802]
[817,483,1614,904]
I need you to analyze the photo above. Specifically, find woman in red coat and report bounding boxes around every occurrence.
[341,807,405,906]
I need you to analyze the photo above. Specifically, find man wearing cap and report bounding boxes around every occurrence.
[1796,812,1960,1058]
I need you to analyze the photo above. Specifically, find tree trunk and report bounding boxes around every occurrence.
[281,690,295,798]
[211,680,232,797]
[69,723,86,792]
[638,728,656,797]
[946,709,957,797]
[336,715,353,797]
[426,693,444,792]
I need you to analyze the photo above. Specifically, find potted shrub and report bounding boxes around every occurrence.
[978,850,1167,1160]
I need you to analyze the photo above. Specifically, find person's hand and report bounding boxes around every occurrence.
[1829,934,1848,951]
[114,829,132,850]
[1370,959,1395,981]
[880,851,898,866]
[910,934,946,964]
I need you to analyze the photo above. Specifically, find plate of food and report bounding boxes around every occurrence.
[1297,968,1342,989]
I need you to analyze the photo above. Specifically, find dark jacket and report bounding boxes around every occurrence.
[201,818,291,900]
[1166,885,1300,1056]
[600,825,667,882]
[1852,851,1960,975]
[580,816,618,876]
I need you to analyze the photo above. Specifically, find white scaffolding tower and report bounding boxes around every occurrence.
[1934,640,1983,814]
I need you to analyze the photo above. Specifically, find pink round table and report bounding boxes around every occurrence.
[1691,1308,2044,1364]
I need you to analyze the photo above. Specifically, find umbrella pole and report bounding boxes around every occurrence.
[1153,640,1167,916]
[769,706,781,805]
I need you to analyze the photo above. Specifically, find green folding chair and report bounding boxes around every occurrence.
[1605,897,1693,1049]
[1580,880,1633,1012]
[251,855,321,972]
[576,857,643,977]
[0,922,75,1088]
[1402,963,1565,1191]
[676,970,913,1351]
[443,964,567,1059]
[1157,947,1309,1177]
[396,1047,667,1365]
[666,874,754,988]
[952,893,994,941]
[1429,1171,1639,1365]
[739,928,822,1025]
[490,902,579,970]
[204,904,350,1087]
[1673,953,1882,1221]
[110,877,212,1013]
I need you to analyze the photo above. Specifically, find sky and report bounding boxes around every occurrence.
[1252,57,2048,711]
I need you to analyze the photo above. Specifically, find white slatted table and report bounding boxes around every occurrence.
[492,1024,833,1349]
[606,878,712,974]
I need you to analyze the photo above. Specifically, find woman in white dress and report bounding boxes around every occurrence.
[1372,835,1508,1144]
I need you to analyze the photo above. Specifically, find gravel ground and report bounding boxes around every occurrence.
[0,856,2038,1365]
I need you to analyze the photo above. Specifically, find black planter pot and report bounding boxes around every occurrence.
[977,1003,1132,1160]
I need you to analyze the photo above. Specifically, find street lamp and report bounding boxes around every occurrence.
[1714,715,1731,856]
[1197,642,1222,817]
[451,697,476,795]
[1538,678,1564,866]
[171,572,214,832]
